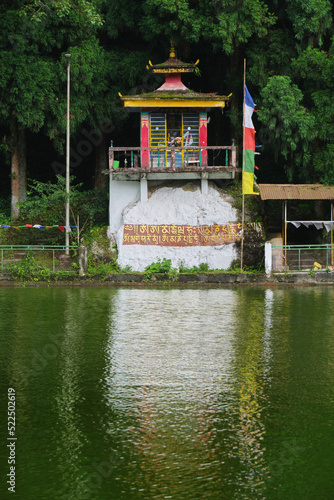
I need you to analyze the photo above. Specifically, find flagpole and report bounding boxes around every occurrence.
[241,59,246,270]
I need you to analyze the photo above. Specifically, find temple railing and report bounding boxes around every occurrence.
[271,244,334,271]
[108,145,237,171]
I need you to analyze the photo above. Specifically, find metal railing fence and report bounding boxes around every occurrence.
[108,145,237,170]
[0,245,77,272]
[272,244,334,271]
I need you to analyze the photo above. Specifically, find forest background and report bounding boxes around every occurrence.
[1,0,334,236]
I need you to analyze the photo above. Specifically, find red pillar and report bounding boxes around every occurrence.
[199,112,207,166]
[141,112,150,167]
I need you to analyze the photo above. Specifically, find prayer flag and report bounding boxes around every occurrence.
[243,86,259,195]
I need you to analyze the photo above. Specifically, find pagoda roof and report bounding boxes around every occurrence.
[119,45,231,109]
[147,57,198,74]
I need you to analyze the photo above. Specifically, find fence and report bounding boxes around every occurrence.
[269,244,334,272]
[0,245,78,273]
[108,145,237,170]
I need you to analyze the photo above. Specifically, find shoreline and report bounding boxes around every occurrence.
[1,271,334,286]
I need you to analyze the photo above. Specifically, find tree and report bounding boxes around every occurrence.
[291,43,334,184]
[285,0,333,49]
[139,0,275,53]
[258,75,315,182]
[0,0,104,217]
[0,3,57,217]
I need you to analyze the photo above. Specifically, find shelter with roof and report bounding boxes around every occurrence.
[259,184,334,271]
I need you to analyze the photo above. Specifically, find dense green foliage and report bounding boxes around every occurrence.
[145,258,174,273]
[19,175,107,226]
[7,249,52,281]
[1,0,334,220]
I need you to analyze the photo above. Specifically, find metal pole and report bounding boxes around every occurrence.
[65,53,71,255]
[298,248,300,271]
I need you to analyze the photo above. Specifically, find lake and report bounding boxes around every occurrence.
[0,286,334,499]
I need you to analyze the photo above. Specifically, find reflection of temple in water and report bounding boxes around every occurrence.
[103,289,239,496]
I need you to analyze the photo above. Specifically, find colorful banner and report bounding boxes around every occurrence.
[243,85,259,195]
[123,222,262,246]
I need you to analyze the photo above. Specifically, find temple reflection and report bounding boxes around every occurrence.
[103,288,239,497]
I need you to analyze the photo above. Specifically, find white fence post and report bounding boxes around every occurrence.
[265,242,272,275]
[79,245,88,276]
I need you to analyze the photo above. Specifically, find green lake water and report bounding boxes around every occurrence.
[1,286,334,499]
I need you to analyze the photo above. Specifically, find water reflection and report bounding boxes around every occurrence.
[55,289,88,498]
[104,289,241,498]
[1,287,334,499]
[231,289,270,499]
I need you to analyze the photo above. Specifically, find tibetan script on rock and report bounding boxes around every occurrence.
[122,223,258,246]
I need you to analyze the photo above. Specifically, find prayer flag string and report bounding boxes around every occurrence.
[0,225,77,232]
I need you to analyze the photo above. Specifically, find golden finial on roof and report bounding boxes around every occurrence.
[170,42,176,58]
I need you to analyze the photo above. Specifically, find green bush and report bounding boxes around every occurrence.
[87,260,120,276]
[0,196,10,226]
[10,175,108,245]
[145,258,173,273]
[179,262,209,273]
[8,250,51,281]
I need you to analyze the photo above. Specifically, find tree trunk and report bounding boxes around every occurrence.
[94,134,107,190]
[18,126,27,204]
[10,115,27,218]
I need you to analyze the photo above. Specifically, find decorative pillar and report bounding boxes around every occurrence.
[199,112,207,166]
[141,111,150,167]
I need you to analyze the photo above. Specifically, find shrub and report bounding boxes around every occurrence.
[179,262,209,273]
[14,175,108,245]
[145,258,173,273]
[8,250,51,281]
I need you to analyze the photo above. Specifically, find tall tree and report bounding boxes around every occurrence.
[0,0,103,217]
[0,4,56,217]
[292,43,334,184]
[258,75,315,182]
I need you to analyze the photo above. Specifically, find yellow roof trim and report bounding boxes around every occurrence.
[122,98,227,108]
[151,67,194,74]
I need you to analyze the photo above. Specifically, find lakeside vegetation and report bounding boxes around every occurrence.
[1,248,265,283]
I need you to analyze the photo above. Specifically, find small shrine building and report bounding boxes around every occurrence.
[107,47,240,271]
[108,46,237,232]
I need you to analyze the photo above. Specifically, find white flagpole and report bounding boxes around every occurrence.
[241,59,246,270]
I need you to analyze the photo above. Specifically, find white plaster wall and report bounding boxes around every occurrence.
[109,179,140,233]
[114,185,239,271]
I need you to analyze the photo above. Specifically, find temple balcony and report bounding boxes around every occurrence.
[108,144,238,181]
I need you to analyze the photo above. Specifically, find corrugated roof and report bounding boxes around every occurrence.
[258,184,334,200]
